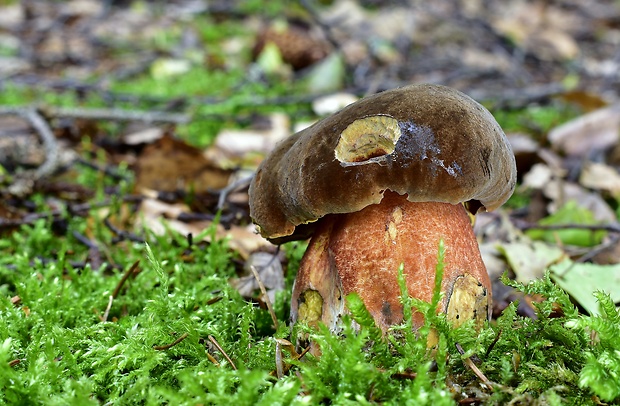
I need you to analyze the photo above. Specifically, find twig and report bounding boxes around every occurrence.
[101,295,114,322]
[23,108,60,179]
[105,217,146,244]
[456,343,494,389]
[40,105,190,124]
[112,260,140,299]
[275,339,284,379]
[216,174,254,211]
[514,218,620,233]
[206,352,220,366]
[0,197,142,231]
[100,261,140,322]
[75,158,130,182]
[72,230,99,249]
[485,329,502,358]
[250,265,279,330]
[0,106,59,195]
[576,233,620,263]
[153,333,189,351]
[208,335,237,370]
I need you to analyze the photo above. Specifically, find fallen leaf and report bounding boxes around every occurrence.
[526,28,579,61]
[123,127,164,145]
[230,251,284,304]
[213,113,289,156]
[135,133,232,193]
[543,180,616,222]
[497,238,565,283]
[551,259,620,315]
[136,197,269,259]
[491,1,580,61]
[312,93,358,116]
[522,163,555,190]
[547,104,620,156]
[558,90,608,112]
[253,19,331,71]
[305,52,346,94]
[150,58,192,79]
[579,161,620,196]
[526,200,607,247]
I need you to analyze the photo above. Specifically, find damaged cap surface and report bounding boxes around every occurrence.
[249,84,517,241]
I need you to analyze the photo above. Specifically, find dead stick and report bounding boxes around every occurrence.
[515,219,620,233]
[1,106,59,195]
[250,265,279,330]
[275,340,284,379]
[112,260,140,298]
[101,295,114,322]
[456,343,493,389]
[153,333,189,351]
[101,261,140,322]
[208,335,237,370]
[42,106,189,124]
[206,352,220,366]
[22,108,59,179]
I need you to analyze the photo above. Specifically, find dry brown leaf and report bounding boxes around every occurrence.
[123,127,164,145]
[547,104,620,156]
[207,113,290,169]
[136,197,270,259]
[252,19,331,70]
[498,238,566,283]
[579,162,620,195]
[558,90,608,112]
[526,28,579,61]
[312,93,358,116]
[492,0,581,61]
[230,251,284,303]
[507,133,541,176]
[134,133,232,193]
[522,163,555,190]
[543,180,616,222]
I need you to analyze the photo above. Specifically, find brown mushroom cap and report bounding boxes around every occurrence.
[249,84,517,241]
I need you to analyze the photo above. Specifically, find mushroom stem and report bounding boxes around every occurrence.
[291,191,490,337]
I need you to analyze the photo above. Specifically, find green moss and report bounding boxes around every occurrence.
[3,211,620,404]
[493,104,579,135]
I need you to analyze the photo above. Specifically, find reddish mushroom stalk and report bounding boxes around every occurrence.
[291,191,490,334]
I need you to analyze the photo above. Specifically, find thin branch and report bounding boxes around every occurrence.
[23,108,60,179]
[105,217,146,244]
[112,260,140,299]
[101,295,114,322]
[456,343,494,390]
[208,335,237,370]
[153,333,189,351]
[250,265,279,331]
[216,174,254,211]
[485,329,502,358]
[206,352,220,367]
[72,230,99,250]
[41,105,190,124]
[514,219,620,233]
[75,158,130,182]
[0,106,59,195]
[275,339,284,379]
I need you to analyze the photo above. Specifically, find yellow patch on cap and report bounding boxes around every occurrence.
[335,115,401,165]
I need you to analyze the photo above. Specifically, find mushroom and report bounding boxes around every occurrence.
[248,84,516,343]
